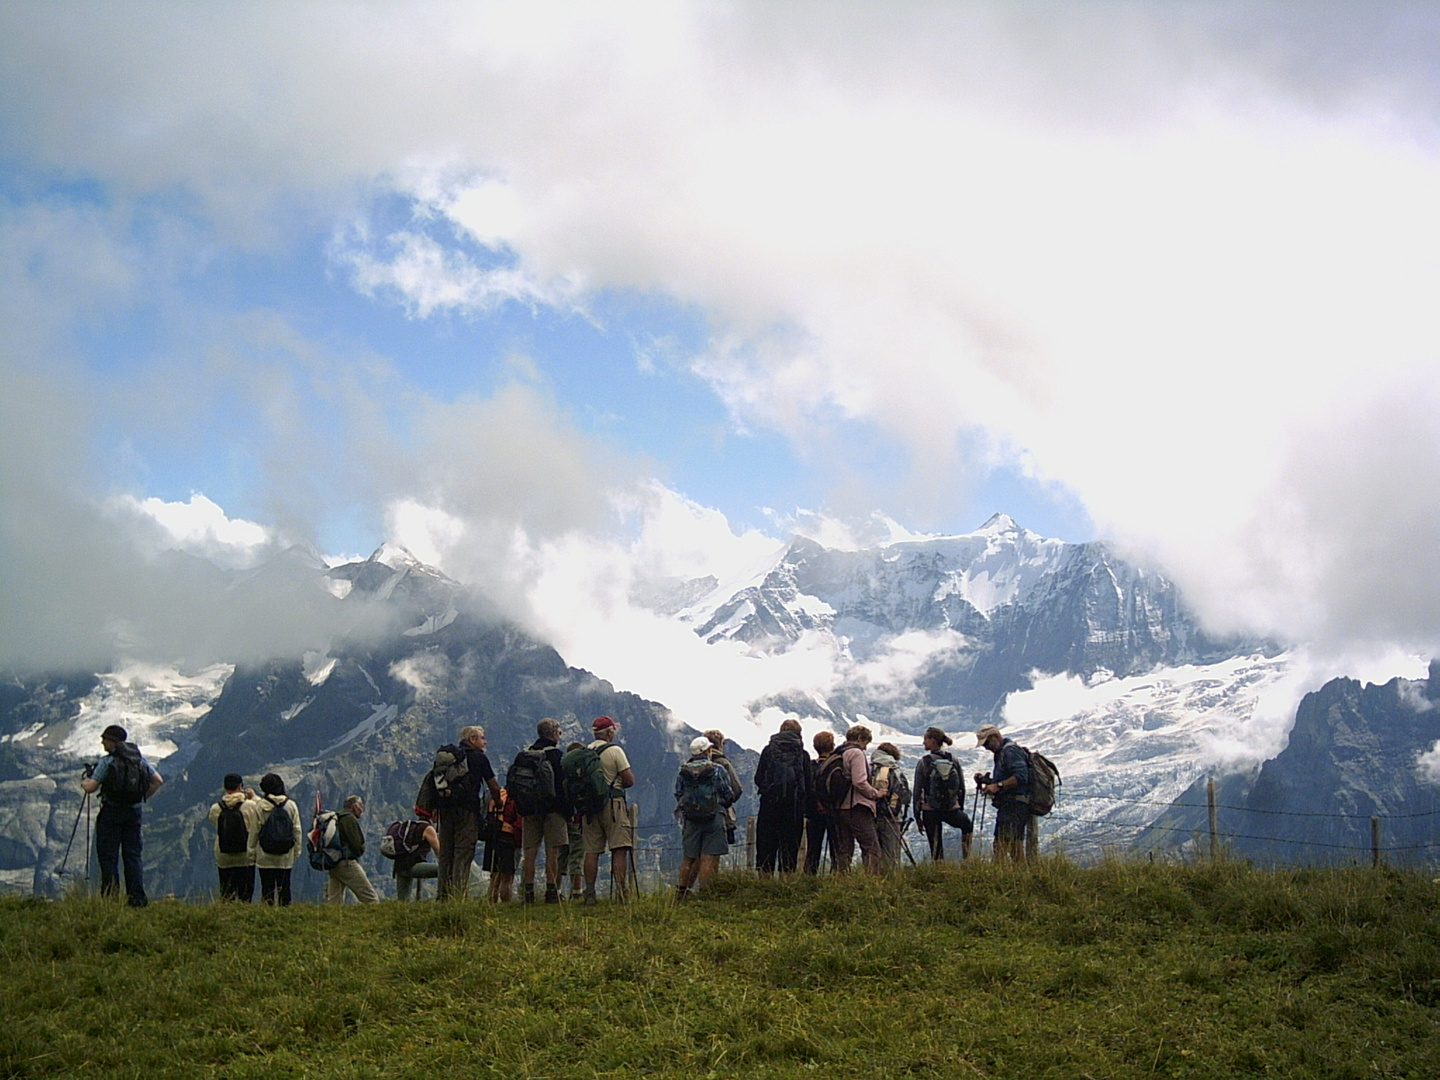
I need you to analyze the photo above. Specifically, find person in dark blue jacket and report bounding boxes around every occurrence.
[975,724,1030,862]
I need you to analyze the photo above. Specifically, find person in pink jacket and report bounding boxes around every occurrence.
[832,725,884,874]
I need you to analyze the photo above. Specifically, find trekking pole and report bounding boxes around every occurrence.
[896,815,919,868]
[55,788,91,880]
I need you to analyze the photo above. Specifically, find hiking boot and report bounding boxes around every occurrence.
[544,884,560,904]
[522,884,536,906]
[583,888,597,907]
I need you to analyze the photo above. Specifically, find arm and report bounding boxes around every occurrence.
[913,759,926,819]
[145,769,164,800]
[848,749,882,801]
[423,825,440,855]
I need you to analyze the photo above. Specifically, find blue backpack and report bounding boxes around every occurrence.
[677,760,722,822]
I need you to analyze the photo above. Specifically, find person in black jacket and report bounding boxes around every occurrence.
[803,730,837,874]
[518,717,569,905]
[754,718,811,874]
[437,725,502,900]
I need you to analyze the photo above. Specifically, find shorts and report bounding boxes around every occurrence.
[582,798,635,854]
[483,838,516,875]
[521,811,569,851]
[681,814,729,859]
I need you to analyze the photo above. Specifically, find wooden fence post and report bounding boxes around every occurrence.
[1371,816,1381,869]
[1207,777,1218,862]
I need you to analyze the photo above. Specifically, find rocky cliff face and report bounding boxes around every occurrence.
[1132,664,1440,866]
[0,546,715,899]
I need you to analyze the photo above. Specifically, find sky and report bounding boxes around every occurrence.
[3,3,1440,710]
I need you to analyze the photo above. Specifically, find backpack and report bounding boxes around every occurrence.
[816,748,854,810]
[257,799,296,856]
[560,744,617,817]
[1020,746,1061,816]
[215,799,249,854]
[756,740,808,809]
[923,751,963,812]
[307,810,350,871]
[677,759,722,822]
[101,744,146,805]
[873,763,910,819]
[506,748,557,818]
[380,820,426,860]
[430,745,473,806]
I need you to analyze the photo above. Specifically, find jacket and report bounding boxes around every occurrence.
[254,795,303,870]
[838,743,882,812]
[208,791,260,868]
[337,811,366,860]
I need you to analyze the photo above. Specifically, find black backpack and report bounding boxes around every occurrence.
[257,799,296,856]
[757,740,808,809]
[922,751,963,812]
[430,745,472,806]
[380,820,427,860]
[816,748,854,810]
[101,744,146,805]
[215,799,249,854]
[507,748,557,818]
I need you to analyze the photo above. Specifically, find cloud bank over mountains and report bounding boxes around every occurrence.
[3,3,1440,682]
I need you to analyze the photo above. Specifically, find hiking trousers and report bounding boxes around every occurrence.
[96,803,147,906]
[803,812,835,874]
[833,806,882,874]
[325,859,379,904]
[437,808,481,900]
[258,867,293,906]
[755,802,804,874]
[921,808,973,861]
[217,864,255,902]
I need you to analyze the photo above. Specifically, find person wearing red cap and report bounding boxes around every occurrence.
[581,716,635,904]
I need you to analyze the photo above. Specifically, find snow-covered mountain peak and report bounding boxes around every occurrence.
[369,542,424,571]
[977,511,1020,535]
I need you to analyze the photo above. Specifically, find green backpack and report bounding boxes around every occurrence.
[560,744,617,817]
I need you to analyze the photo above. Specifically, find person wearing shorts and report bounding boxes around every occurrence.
[675,736,732,900]
[581,716,635,904]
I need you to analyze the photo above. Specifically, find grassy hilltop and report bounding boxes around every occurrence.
[1,859,1438,1079]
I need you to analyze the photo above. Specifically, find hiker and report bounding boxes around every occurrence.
[561,741,587,898]
[576,716,635,905]
[254,773,303,905]
[702,730,743,846]
[80,724,163,907]
[975,724,1030,862]
[804,729,837,874]
[913,727,972,861]
[870,742,910,872]
[325,795,380,904]
[208,773,260,901]
[827,725,883,874]
[385,819,440,901]
[483,788,521,903]
[434,725,502,900]
[754,718,810,874]
[675,736,733,900]
[515,717,569,905]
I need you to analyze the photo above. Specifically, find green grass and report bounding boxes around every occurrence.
[1,859,1438,1078]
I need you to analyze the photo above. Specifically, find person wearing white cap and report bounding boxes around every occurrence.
[674,736,733,900]
[975,724,1030,861]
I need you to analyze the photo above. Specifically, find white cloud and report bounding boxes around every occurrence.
[115,493,272,568]
[7,2,1440,673]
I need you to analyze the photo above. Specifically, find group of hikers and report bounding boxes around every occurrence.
[80,713,1050,907]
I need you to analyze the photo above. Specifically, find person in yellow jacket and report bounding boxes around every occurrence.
[208,773,261,902]
[253,773,304,905]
